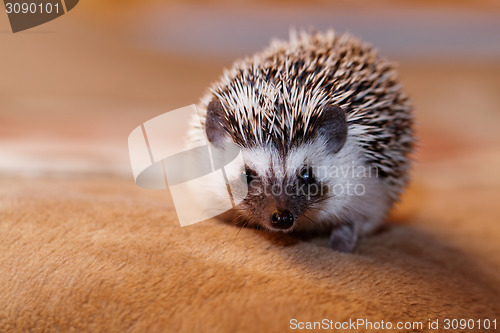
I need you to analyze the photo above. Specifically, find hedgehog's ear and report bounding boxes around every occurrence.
[205,98,228,145]
[317,104,348,154]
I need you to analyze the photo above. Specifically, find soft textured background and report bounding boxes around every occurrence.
[1,1,499,332]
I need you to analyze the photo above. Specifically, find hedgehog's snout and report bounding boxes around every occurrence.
[270,209,294,230]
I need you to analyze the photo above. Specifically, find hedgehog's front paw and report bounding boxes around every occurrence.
[329,223,358,252]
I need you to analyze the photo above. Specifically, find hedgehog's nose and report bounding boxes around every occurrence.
[270,210,294,229]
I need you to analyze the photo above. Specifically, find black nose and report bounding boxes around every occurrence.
[270,210,294,229]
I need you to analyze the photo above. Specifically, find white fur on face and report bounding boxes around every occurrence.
[231,136,392,234]
[187,120,391,235]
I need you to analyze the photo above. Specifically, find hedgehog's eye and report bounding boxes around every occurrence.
[241,167,257,185]
[299,167,315,185]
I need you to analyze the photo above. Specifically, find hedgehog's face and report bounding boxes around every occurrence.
[205,97,360,232]
[233,144,335,232]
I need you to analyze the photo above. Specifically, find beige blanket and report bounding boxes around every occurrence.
[0,173,498,332]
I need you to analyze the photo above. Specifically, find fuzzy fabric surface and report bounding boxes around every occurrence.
[0,174,499,332]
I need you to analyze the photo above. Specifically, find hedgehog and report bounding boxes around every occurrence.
[188,29,414,252]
